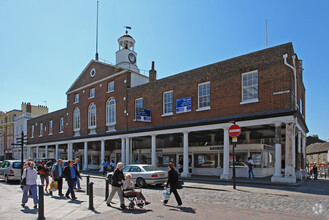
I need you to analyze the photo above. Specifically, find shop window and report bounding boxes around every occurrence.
[157,154,176,167]
[194,153,218,168]
[250,152,262,168]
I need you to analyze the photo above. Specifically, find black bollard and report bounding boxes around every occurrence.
[38,185,45,220]
[105,178,109,201]
[88,182,94,210]
[86,175,90,195]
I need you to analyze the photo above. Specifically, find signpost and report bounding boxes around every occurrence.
[229,123,241,189]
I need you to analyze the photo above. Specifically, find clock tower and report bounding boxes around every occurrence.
[116,28,139,73]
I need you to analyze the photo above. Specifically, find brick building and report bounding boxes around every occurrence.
[26,32,308,183]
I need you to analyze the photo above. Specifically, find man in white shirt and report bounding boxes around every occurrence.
[247,157,255,179]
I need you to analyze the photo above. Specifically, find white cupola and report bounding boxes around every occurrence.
[115,28,139,73]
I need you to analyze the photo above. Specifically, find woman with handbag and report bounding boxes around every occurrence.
[162,162,182,207]
[21,161,38,208]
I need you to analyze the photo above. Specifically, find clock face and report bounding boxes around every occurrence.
[128,53,136,64]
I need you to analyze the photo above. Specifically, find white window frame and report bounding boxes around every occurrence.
[73,108,80,131]
[59,118,64,133]
[39,123,43,137]
[31,125,34,138]
[162,90,173,116]
[197,81,211,111]
[135,98,143,120]
[88,103,97,128]
[49,120,53,135]
[74,94,79,103]
[240,70,259,104]
[89,88,95,99]
[107,81,114,93]
[106,97,116,125]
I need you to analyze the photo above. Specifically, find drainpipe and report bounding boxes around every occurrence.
[283,53,297,110]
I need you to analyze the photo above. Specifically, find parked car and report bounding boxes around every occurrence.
[0,160,23,183]
[229,161,248,168]
[107,164,167,187]
[34,158,56,168]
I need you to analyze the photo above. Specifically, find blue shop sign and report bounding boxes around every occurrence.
[136,108,151,122]
[176,97,192,114]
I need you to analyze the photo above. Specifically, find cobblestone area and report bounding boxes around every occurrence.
[80,176,329,219]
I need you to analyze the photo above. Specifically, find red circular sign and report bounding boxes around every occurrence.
[229,124,241,137]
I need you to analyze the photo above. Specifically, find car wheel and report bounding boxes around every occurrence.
[5,175,9,184]
[107,175,112,184]
[136,178,146,188]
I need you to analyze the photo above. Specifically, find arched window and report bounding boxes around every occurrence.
[73,108,80,130]
[106,97,116,125]
[88,103,96,128]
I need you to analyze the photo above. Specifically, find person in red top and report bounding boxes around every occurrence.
[37,161,50,193]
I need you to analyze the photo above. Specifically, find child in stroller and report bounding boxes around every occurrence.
[123,173,151,209]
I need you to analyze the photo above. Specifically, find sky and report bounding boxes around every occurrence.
[0,0,328,141]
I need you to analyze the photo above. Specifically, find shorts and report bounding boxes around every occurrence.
[40,174,49,185]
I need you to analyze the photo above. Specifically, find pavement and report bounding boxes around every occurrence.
[0,171,328,220]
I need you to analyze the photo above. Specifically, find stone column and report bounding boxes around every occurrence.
[121,138,126,165]
[271,123,282,182]
[181,131,190,177]
[245,131,251,144]
[129,139,133,164]
[45,145,48,158]
[221,127,231,179]
[55,144,59,160]
[101,140,105,162]
[125,138,130,166]
[36,146,39,159]
[284,123,296,183]
[83,142,88,170]
[68,143,73,160]
[296,131,302,181]
[151,135,157,166]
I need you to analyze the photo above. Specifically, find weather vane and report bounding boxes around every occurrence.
[124,26,131,34]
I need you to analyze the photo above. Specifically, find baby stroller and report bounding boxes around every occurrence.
[123,189,144,209]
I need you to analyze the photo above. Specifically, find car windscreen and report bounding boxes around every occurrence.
[12,162,23,169]
[143,166,161,172]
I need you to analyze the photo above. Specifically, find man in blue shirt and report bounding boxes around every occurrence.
[51,159,64,197]
[99,159,108,176]
[63,160,81,200]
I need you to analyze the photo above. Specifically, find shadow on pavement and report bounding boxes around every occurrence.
[109,206,153,214]
[20,206,38,214]
[68,199,84,204]
[167,205,196,214]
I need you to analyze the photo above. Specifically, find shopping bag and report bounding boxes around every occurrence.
[163,188,170,200]
[50,181,58,191]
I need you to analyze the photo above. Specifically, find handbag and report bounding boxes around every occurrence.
[50,181,58,191]
[20,169,28,186]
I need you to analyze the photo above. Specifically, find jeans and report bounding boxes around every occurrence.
[248,169,255,178]
[54,177,63,195]
[102,167,108,176]
[106,186,124,205]
[74,177,80,188]
[22,184,38,205]
[66,179,76,199]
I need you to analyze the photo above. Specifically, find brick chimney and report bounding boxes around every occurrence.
[149,61,157,82]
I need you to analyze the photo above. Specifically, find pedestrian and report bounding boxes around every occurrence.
[247,157,255,179]
[63,160,81,200]
[106,162,126,209]
[162,162,182,207]
[51,159,64,197]
[99,158,108,176]
[110,160,116,172]
[23,157,33,170]
[123,173,150,207]
[37,160,50,193]
[178,158,183,173]
[313,163,318,180]
[73,158,82,189]
[21,161,38,208]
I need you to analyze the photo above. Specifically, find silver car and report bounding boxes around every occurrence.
[0,160,23,183]
[107,164,167,187]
